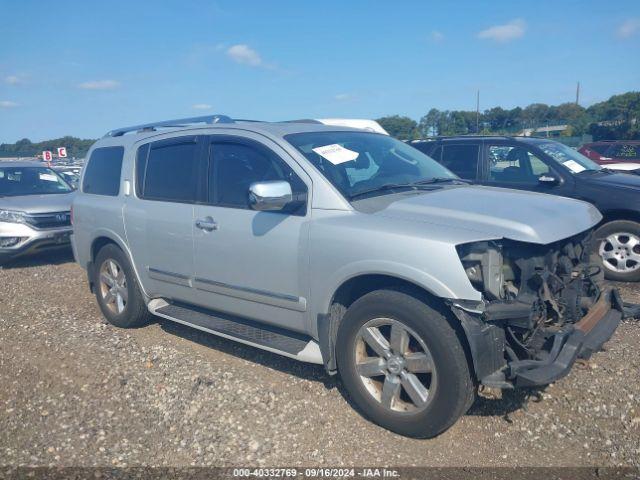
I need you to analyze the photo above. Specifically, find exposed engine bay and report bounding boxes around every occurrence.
[452,230,623,388]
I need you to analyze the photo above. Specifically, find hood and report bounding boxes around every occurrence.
[0,192,75,214]
[358,185,601,245]
[581,170,640,190]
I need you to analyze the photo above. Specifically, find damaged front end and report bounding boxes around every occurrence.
[450,230,623,389]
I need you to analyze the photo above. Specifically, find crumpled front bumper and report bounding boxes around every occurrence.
[508,288,623,387]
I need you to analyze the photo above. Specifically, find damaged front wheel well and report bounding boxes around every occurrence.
[319,275,478,384]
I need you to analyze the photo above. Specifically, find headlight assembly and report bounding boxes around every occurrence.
[0,210,27,224]
[456,241,505,300]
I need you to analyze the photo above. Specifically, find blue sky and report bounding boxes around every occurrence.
[1,0,639,142]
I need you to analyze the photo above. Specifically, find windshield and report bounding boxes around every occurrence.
[537,142,602,174]
[0,166,73,196]
[285,131,458,199]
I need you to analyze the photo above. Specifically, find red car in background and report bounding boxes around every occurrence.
[579,141,640,165]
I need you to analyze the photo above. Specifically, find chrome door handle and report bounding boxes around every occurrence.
[195,217,218,232]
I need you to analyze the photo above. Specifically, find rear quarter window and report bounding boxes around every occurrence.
[82,146,124,196]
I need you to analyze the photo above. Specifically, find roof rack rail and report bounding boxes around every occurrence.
[104,115,235,137]
[280,119,323,124]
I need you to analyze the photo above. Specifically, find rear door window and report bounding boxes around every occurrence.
[440,144,479,180]
[82,147,124,196]
[138,136,201,203]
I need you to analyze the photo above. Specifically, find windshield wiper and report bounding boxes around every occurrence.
[349,183,439,200]
[349,178,468,200]
[576,168,608,175]
[412,177,472,185]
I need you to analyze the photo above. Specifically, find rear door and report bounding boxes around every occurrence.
[191,134,311,332]
[124,135,205,303]
[430,142,482,180]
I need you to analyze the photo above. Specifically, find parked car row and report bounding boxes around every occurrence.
[62,115,626,438]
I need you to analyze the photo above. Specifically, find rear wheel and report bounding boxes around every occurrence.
[94,244,150,328]
[336,288,474,438]
[594,220,640,282]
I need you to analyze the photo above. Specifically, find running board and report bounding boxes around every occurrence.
[147,299,323,365]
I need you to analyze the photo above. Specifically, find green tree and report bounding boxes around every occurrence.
[375,115,419,140]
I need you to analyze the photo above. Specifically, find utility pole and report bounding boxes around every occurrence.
[475,89,480,134]
[576,81,580,105]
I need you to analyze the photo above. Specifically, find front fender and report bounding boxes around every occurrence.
[317,260,463,318]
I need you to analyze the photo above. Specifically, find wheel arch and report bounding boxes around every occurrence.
[598,209,640,226]
[87,231,148,299]
[317,273,476,382]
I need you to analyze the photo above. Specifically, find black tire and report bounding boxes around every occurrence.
[336,288,474,438]
[594,220,640,282]
[93,244,151,328]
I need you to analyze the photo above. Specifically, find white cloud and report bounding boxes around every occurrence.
[77,79,121,90]
[192,103,213,110]
[617,18,640,39]
[226,44,263,67]
[334,93,351,101]
[4,75,22,85]
[430,31,445,42]
[0,100,19,108]
[478,19,526,43]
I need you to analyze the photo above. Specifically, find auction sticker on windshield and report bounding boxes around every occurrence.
[563,160,586,173]
[312,144,359,165]
[39,173,59,182]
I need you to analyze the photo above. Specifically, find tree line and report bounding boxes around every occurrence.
[376,91,640,141]
[0,136,95,159]
[1,91,638,157]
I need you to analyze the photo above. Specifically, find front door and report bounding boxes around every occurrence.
[192,134,311,332]
[479,142,567,195]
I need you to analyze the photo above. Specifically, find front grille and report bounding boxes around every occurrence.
[25,211,71,229]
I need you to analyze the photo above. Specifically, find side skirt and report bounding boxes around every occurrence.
[147,299,323,365]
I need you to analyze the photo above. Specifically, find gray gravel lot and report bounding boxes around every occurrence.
[1,251,639,467]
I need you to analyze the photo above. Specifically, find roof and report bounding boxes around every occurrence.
[91,118,371,153]
[101,115,368,141]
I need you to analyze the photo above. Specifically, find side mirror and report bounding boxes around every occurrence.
[538,174,559,185]
[249,181,293,212]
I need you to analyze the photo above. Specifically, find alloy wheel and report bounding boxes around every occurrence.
[98,259,128,314]
[353,318,437,413]
[599,232,640,273]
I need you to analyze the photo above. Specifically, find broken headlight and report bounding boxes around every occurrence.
[457,241,508,300]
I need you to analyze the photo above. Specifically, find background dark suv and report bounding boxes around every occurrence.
[412,136,640,282]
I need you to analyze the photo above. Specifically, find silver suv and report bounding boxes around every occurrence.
[0,161,74,262]
[72,115,623,437]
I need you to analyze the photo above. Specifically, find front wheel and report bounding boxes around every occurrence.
[594,220,640,282]
[336,288,474,438]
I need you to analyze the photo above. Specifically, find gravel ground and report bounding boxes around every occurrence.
[0,251,639,468]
